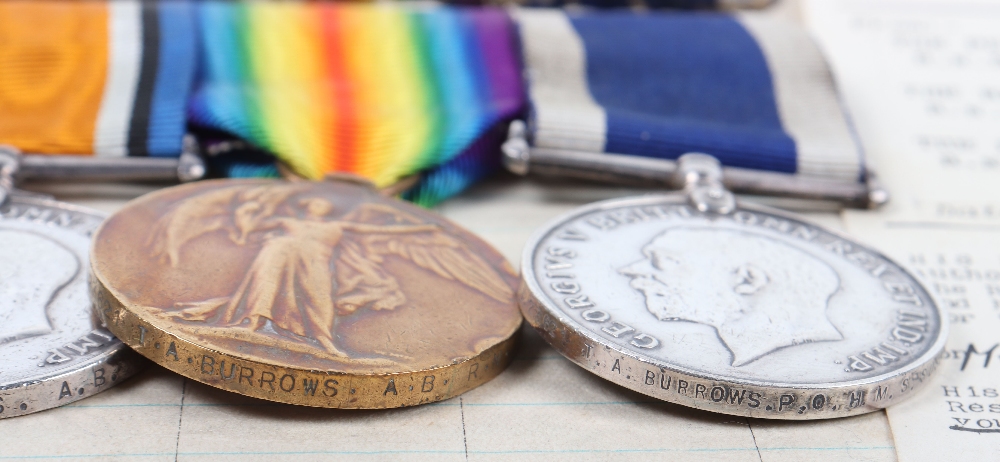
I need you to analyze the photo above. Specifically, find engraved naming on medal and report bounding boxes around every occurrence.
[90,179,522,408]
[0,197,143,418]
[519,194,946,419]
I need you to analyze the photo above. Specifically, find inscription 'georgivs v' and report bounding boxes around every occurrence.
[91,179,522,408]
[519,195,945,419]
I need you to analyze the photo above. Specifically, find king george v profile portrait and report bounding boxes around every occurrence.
[619,227,843,367]
[0,229,80,345]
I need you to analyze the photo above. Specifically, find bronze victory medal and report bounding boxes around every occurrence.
[90,179,522,408]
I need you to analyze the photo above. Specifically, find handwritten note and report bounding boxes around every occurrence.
[841,214,1000,461]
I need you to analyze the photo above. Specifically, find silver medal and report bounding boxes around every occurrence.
[517,154,945,420]
[0,138,223,417]
[0,196,143,418]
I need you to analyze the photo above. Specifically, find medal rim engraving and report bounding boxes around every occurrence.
[91,179,521,409]
[0,196,144,419]
[519,194,947,420]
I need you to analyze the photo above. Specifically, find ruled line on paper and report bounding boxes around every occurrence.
[0,446,898,460]
[63,400,672,409]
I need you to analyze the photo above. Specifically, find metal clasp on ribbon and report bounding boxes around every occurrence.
[502,120,889,209]
[0,135,206,206]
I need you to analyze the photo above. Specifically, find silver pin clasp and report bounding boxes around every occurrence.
[0,146,22,207]
[0,136,207,206]
[502,120,889,209]
[675,153,736,214]
[501,120,531,176]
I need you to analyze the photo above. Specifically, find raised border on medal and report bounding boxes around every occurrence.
[87,179,523,409]
[518,194,948,420]
[92,266,520,409]
[0,196,145,419]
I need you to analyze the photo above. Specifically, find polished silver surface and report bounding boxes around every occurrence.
[519,194,945,419]
[501,120,890,209]
[0,196,143,418]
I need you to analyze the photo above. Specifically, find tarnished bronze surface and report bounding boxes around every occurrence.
[90,179,521,408]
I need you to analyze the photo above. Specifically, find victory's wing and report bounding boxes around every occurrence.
[338,202,423,225]
[237,182,312,221]
[147,183,311,267]
[341,204,514,303]
[146,185,248,267]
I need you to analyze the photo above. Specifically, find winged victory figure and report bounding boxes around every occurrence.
[145,183,514,359]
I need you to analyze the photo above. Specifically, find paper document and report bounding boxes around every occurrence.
[807,1,1000,459]
[843,214,1000,462]
[806,0,1000,219]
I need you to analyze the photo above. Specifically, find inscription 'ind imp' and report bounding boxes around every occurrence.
[43,330,115,366]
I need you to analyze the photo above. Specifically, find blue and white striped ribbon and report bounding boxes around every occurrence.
[516,9,863,181]
[95,0,196,158]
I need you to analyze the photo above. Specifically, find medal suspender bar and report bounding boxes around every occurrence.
[503,120,889,209]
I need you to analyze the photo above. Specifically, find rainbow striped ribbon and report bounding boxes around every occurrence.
[188,2,524,205]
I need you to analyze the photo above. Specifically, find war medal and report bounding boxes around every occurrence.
[0,196,144,418]
[0,137,211,418]
[508,11,943,419]
[516,154,945,420]
[91,179,522,408]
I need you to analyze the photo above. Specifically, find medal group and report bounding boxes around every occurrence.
[0,0,944,436]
